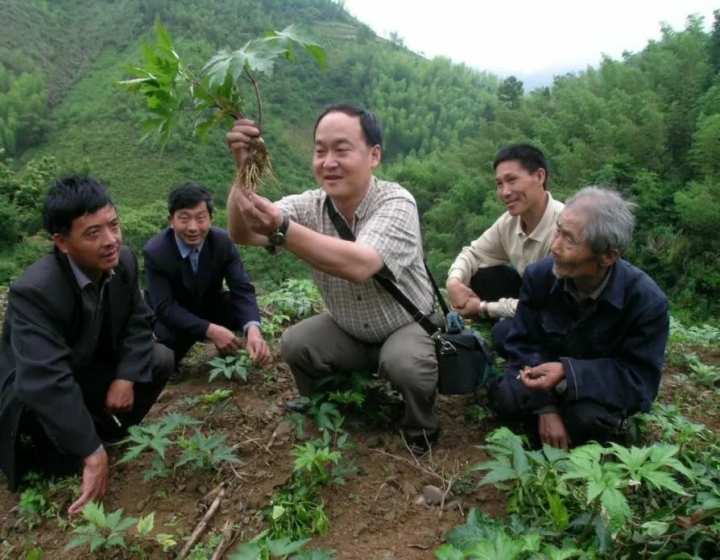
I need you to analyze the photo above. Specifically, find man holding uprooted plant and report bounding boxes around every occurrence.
[490,187,669,449]
[225,104,438,453]
[446,144,564,357]
[0,176,174,514]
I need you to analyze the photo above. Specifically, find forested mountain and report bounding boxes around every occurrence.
[1,0,719,320]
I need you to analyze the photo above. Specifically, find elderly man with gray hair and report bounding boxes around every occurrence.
[490,186,669,449]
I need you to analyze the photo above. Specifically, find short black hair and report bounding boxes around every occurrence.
[43,175,115,236]
[168,182,214,217]
[493,143,549,189]
[313,103,383,149]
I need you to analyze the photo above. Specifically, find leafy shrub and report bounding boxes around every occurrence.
[208,350,254,382]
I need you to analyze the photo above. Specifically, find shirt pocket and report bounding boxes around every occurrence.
[539,312,568,352]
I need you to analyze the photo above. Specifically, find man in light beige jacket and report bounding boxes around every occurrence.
[446,144,564,356]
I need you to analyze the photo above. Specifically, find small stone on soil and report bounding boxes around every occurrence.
[353,520,368,537]
[422,484,444,506]
[365,436,381,448]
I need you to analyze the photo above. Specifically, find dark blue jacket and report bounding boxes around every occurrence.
[504,257,669,416]
[143,227,261,340]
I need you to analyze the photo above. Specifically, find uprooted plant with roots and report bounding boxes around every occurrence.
[120,18,325,194]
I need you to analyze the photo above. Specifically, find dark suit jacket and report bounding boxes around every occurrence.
[0,246,154,490]
[143,227,261,341]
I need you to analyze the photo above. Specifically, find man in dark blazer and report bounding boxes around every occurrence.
[143,182,269,375]
[0,176,173,514]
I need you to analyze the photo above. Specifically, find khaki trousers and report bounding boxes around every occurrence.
[280,314,438,435]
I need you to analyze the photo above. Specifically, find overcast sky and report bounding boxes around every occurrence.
[342,0,717,79]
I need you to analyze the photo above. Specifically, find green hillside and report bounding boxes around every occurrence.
[1,0,719,319]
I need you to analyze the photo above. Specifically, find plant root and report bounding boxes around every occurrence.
[234,139,272,195]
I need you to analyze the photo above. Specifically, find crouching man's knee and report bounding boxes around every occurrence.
[489,375,524,420]
[279,322,306,368]
[152,342,175,383]
[564,400,624,445]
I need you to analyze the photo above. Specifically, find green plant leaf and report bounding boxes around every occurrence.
[64,535,92,552]
[154,17,174,54]
[642,470,688,495]
[136,512,155,536]
[600,487,632,534]
[267,25,326,70]
[229,542,262,560]
[547,492,569,531]
[81,502,106,527]
[267,536,311,556]
[434,544,464,560]
[641,520,671,537]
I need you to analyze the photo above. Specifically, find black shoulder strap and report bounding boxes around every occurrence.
[324,197,444,337]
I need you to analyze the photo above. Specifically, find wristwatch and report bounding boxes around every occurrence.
[267,212,290,247]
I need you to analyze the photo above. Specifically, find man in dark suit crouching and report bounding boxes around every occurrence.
[0,176,174,514]
[143,182,269,378]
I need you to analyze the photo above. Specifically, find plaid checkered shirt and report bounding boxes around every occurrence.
[275,177,434,343]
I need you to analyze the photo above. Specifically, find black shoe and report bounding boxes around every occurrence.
[284,398,310,414]
[168,368,187,384]
[402,428,439,454]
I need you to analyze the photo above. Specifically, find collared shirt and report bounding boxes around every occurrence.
[67,256,115,348]
[67,256,116,454]
[173,233,260,335]
[448,192,564,318]
[174,234,204,272]
[275,176,434,343]
[565,266,613,304]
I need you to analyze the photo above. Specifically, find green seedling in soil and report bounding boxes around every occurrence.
[202,388,233,404]
[463,404,490,424]
[156,532,178,553]
[328,389,365,407]
[293,442,342,486]
[66,506,171,555]
[120,19,324,194]
[685,353,720,386]
[176,431,242,471]
[119,412,202,464]
[462,426,718,557]
[16,473,79,531]
[259,312,291,341]
[64,502,140,554]
[268,483,330,540]
[230,530,335,559]
[0,540,44,560]
[143,456,171,482]
[208,350,254,382]
[669,317,720,347]
[437,508,584,560]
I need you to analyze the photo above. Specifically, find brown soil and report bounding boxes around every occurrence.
[3,344,718,559]
[0,345,505,559]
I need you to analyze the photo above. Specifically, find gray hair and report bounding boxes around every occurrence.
[564,186,636,255]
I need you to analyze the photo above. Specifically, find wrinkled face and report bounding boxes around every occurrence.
[53,204,122,281]
[312,111,381,203]
[169,201,212,247]
[494,160,546,217]
[551,208,606,279]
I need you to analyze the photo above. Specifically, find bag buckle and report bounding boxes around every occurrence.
[433,332,456,356]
